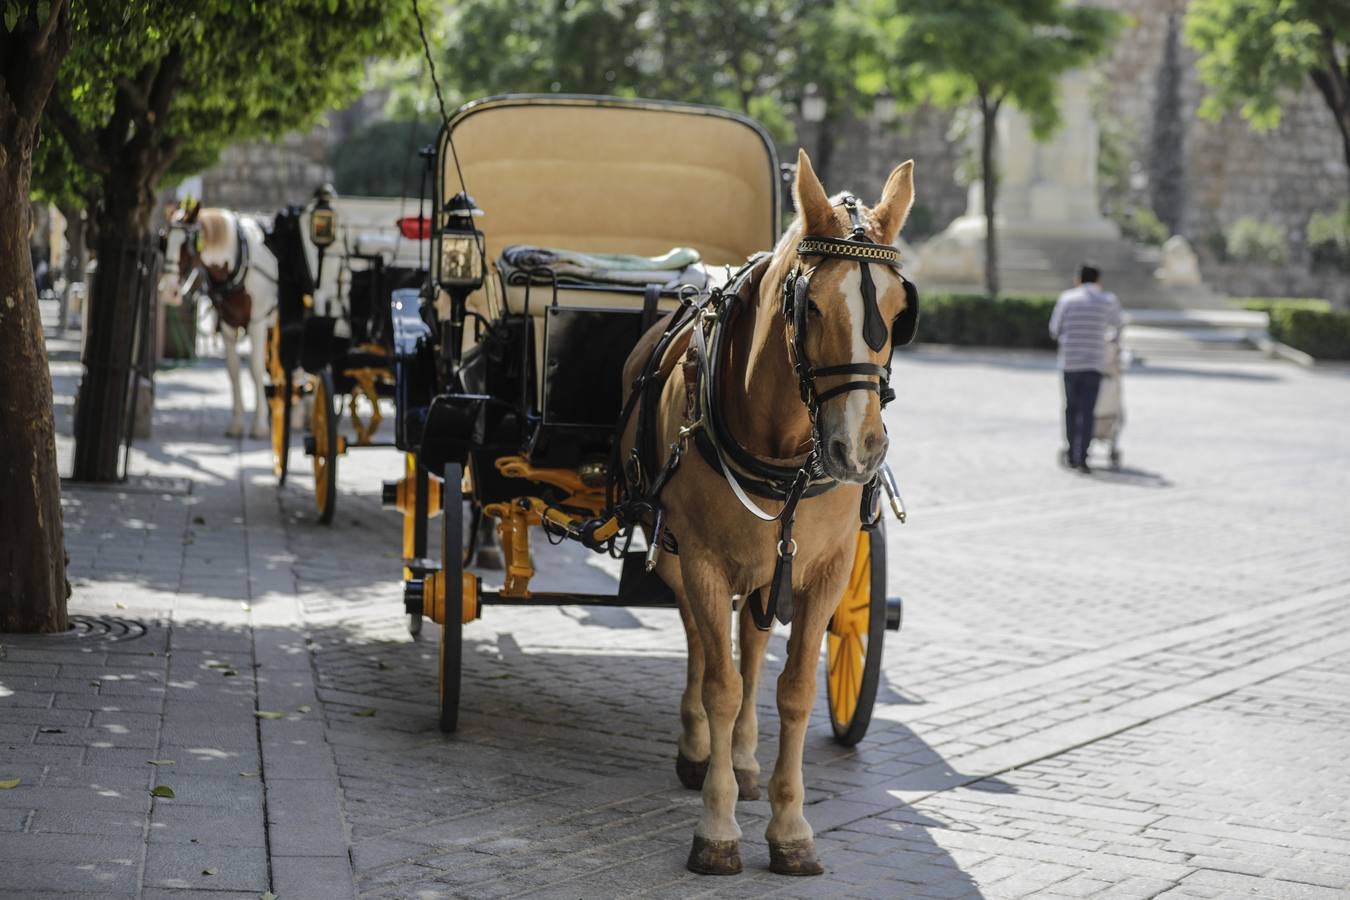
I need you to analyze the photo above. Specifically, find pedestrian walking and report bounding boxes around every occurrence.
[1049,264,1123,474]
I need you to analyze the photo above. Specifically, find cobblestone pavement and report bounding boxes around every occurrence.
[3,326,1349,899]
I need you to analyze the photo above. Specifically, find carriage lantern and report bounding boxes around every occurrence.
[310,183,338,284]
[437,191,484,292]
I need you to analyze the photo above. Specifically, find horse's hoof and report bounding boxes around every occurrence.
[675,752,709,790]
[734,768,760,801]
[768,839,824,876]
[687,836,741,875]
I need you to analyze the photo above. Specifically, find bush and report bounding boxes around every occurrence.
[1116,206,1169,246]
[1237,297,1350,360]
[1307,203,1350,271]
[916,293,1059,350]
[1225,217,1288,265]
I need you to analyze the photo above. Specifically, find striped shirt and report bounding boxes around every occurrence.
[1049,284,1123,372]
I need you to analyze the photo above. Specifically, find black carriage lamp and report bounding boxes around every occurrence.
[437,191,485,370]
[437,191,485,292]
[310,183,338,284]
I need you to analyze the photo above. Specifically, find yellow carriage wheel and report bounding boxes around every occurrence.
[311,368,339,525]
[825,525,888,746]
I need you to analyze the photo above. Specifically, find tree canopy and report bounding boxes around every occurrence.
[1185,0,1350,194]
[425,0,887,153]
[35,0,420,232]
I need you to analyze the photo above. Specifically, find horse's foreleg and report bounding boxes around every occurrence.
[731,595,771,801]
[675,590,710,790]
[247,320,270,439]
[679,560,743,875]
[222,324,245,438]
[765,582,839,876]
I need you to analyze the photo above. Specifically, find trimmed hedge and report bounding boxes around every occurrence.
[1239,298,1350,361]
[917,293,1058,350]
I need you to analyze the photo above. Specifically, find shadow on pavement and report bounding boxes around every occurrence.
[308,619,988,897]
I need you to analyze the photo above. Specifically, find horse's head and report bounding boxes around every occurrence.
[160,202,203,303]
[782,149,917,484]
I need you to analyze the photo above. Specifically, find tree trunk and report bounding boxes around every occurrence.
[979,94,1001,297]
[1308,30,1350,200]
[0,2,73,632]
[70,174,159,482]
[815,113,838,187]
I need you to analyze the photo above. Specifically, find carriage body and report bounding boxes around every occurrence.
[390,95,897,739]
[266,197,430,523]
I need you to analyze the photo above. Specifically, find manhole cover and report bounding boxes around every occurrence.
[66,615,149,641]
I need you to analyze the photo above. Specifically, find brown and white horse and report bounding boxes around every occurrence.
[622,150,916,875]
[161,203,278,439]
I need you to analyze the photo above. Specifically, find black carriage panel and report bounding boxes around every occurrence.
[541,306,643,430]
[264,206,314,372]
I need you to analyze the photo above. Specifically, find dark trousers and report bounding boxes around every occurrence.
[1064,370,1103,466]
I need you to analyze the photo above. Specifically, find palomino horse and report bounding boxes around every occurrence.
[161,203,279,439]
[622,150,916,875]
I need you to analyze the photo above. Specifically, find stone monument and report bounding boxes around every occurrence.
[913,73,1133,293]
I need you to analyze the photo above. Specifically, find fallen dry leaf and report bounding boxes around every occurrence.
[150,785,176,798]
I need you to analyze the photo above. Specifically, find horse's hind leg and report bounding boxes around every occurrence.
[679,560,743,875]
[732,595,771,801]
[765,580,840,876]
[222,324,245,438]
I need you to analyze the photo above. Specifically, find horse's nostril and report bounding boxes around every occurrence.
[828,438,850,469]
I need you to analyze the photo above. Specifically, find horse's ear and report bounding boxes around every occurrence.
[794,149,835,236]
[874,160,915,245]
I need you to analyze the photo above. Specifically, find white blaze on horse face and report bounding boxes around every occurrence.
[838,266,877,472]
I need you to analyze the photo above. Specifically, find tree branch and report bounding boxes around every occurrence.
[31,0,67,57]
[146,46,183,126]
[44,90,112,176]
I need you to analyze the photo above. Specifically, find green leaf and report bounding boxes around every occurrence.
[254,711,284,720]
[147,759,175,766]
[202,868,218,876]
[3,8,19,33]
[0,778,20,790]
[352,708,377,718]
[151,785,176,798]
[261,891,278,900]
[296,705,311,714]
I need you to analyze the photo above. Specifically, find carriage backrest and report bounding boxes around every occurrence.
[439,95,781,273]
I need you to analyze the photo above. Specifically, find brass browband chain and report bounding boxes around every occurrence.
[796,238,902,266]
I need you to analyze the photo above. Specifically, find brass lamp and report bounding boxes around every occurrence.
[310,183,338,284]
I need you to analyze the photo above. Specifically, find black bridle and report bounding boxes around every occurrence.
[782,194,920,416]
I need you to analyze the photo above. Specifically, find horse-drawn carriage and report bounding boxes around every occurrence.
[387,94,908,754]
[265,194,431,538]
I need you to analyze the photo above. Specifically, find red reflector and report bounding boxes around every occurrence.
[398,216,431,240]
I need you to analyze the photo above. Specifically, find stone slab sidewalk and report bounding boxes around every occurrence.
[3,322,1350,899]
